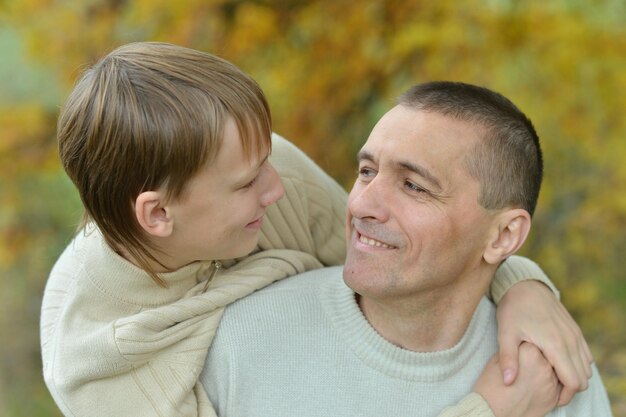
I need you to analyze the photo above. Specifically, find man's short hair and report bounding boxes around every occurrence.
[58,42,272,285]
[398,81,543,216]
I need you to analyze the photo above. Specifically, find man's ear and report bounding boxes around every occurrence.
[484,209,531,265]
[134,191,174,237]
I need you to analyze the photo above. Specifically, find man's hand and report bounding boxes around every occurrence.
[496,280,593,405]
[474,343,560,417]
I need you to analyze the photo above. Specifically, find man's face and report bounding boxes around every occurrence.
[343,105,496,304]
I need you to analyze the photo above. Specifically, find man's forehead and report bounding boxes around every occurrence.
[367,106,483,153]
[359,106,484,188]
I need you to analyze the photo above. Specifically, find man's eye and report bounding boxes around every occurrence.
[405,180,426,193]
[358,167,375,177]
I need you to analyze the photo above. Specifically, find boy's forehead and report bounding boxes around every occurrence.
[236,120,272,159]
[217,114,267,152]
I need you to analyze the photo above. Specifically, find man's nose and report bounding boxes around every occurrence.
[348,176,389,222]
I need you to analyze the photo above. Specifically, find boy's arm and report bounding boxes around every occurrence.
[434,343,558,417]
[115,248,323,417]
[473,346,613,417]
[489,256,593,405]
[490,255,559,303]
[257,133,347,265]
[471,343,560,417]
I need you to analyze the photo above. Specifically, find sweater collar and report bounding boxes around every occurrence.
[78,226,216,307]
[321,275,495,382]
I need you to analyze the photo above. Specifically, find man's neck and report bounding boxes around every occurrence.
[357,281,490,352]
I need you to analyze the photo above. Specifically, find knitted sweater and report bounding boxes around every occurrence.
[202,267,612,417]
[41,134,558,417]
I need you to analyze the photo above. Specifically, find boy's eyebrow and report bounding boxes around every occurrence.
[357,149,442,191]
[234,152,270,185]
[257,153,270,169]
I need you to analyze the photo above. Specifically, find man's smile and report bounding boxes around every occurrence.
[355,231,397,249]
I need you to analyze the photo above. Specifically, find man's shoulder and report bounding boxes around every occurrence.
[216,266,344,340]
[211,266,345,360]
[226,265,343,309]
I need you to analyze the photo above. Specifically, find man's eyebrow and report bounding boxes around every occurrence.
[398,160,442,190]
[357,148,442,191]
[356,149,375,163]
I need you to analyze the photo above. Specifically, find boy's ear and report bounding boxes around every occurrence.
[134,191,174,237]
[483,209,531,265]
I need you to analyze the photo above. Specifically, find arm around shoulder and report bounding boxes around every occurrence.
[490,255,559,304]
[259,133,347,266]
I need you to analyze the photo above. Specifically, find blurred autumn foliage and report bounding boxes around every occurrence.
[0,1,624,416]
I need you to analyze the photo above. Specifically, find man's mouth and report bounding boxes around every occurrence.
[357,232,396,249]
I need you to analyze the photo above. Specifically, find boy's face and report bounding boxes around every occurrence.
[166,117,284,265]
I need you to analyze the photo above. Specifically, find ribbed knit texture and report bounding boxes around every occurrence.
[490,256,560,304]
[202,267,613,417]
[438,394,495,417]
[41,133,566,417]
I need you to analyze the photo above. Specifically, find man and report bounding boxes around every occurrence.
[200,82,612,416]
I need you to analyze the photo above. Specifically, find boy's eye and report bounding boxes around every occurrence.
[243,177,257,189]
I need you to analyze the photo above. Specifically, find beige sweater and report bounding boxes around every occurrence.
[40,134,556,417]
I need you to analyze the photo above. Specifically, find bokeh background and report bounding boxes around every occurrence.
[0,1,624,416]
